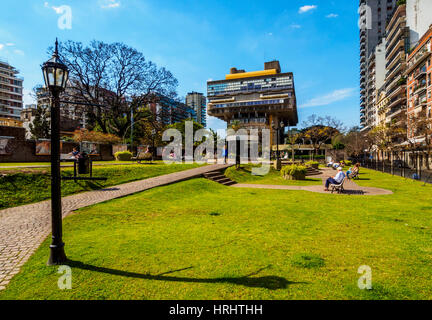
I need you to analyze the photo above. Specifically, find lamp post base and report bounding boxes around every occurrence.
[274,159,282,171]
[47,243,67,266]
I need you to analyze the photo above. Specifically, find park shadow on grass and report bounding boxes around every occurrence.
[67,260,306,290]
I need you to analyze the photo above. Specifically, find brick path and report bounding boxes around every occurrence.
[0,164,230,290]
[233,167,393,196]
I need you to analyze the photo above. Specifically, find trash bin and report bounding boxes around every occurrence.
[77,155,90,174]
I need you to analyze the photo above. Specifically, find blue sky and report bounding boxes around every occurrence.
[0,0,360,131]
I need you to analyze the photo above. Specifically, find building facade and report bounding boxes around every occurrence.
[185,92,207,127]
[207,60,298,145]
[384,4,409,126]
[0,59,23,121]
[359,0,397,129]
[364,39,387,129]
[406,0,432,48]
[148,94,197,126]
[406,25,432,138]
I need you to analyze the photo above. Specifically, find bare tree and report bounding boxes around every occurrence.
[54,40,178,138]
[343,127,368,158]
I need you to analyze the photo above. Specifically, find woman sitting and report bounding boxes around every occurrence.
[347,163,360,179]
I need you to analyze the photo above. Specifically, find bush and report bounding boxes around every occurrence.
[281,165,307,180]
[342,160,352,166]
[294,155,325,160]
[305,161,319,169]
[115,151,132,161]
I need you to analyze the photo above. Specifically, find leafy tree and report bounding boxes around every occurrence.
[72,129,121,144]
[301,115,341,160]
[228,120,242,132]
[165,119,205,147]
[284,128,300,162]
[29,105,50,139]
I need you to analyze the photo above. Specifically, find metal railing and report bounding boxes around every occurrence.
[359,158,432,185]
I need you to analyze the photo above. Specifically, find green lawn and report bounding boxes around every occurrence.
[225,165,322,186]
[1,168,432,300]
[0,163,203,210]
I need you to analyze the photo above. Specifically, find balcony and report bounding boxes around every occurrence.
[386,107,403,120]
[413,66,427,80]
[387,95,406,110]
[386,83,406,100]
[386,50,405,70]
[414,81,427,95]
[407,46,432,74]
[386,27,405,51]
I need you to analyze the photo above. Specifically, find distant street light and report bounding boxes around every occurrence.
[272,120,285,170]
[42,38,69,265]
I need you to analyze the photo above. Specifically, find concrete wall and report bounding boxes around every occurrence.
[407,0,432,48]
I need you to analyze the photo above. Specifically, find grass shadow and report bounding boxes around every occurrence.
[67,260,306,290]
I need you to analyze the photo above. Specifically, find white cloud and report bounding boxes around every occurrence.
[326,13,338,18]
[299,5,317,14]
[23,89,36,106]
[6,43,14,46]
[0,44,4,50]
[100,0,121,9]
[290,24,301,29]
[13,49,24,56]
[44,2,49,8]
[300,88,356,108]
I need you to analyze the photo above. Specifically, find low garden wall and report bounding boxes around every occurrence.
[0,126,115,162]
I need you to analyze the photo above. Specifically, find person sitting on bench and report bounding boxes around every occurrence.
[347,163,360,179]
[324,167,345,191]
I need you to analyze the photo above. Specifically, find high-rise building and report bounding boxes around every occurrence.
[36,86,88,129]
[207,60,297,145]
[148,94,197,126]
[185,92,207,127]
[365,39,387,129]
[406,0,432,48]
[359,0,397,130]
[406,25,432,138]
[384,4,409,126]
[0,59,23,121]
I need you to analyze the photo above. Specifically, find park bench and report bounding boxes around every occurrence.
[348,170,359,180]
[329,177,346,194]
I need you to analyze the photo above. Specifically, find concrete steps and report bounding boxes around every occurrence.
[203,170,237,186]
[306,167,322,176]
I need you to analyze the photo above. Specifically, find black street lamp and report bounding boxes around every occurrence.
[42,39,69,265]
[272,120,285,169]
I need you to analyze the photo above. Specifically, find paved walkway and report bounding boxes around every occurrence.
[0,164,230,291]
[233,167,393,196]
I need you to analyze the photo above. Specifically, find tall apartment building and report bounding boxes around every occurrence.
[365,39,387,129]
[207,60,298,145]
[0,59,23,122]
[406,0,432,48]
[359,0,397,130]
[148,94,197,126]
[36,86,88,129]
[406,25,432,138]
[185,92,207,127]
[384,4,409,126]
